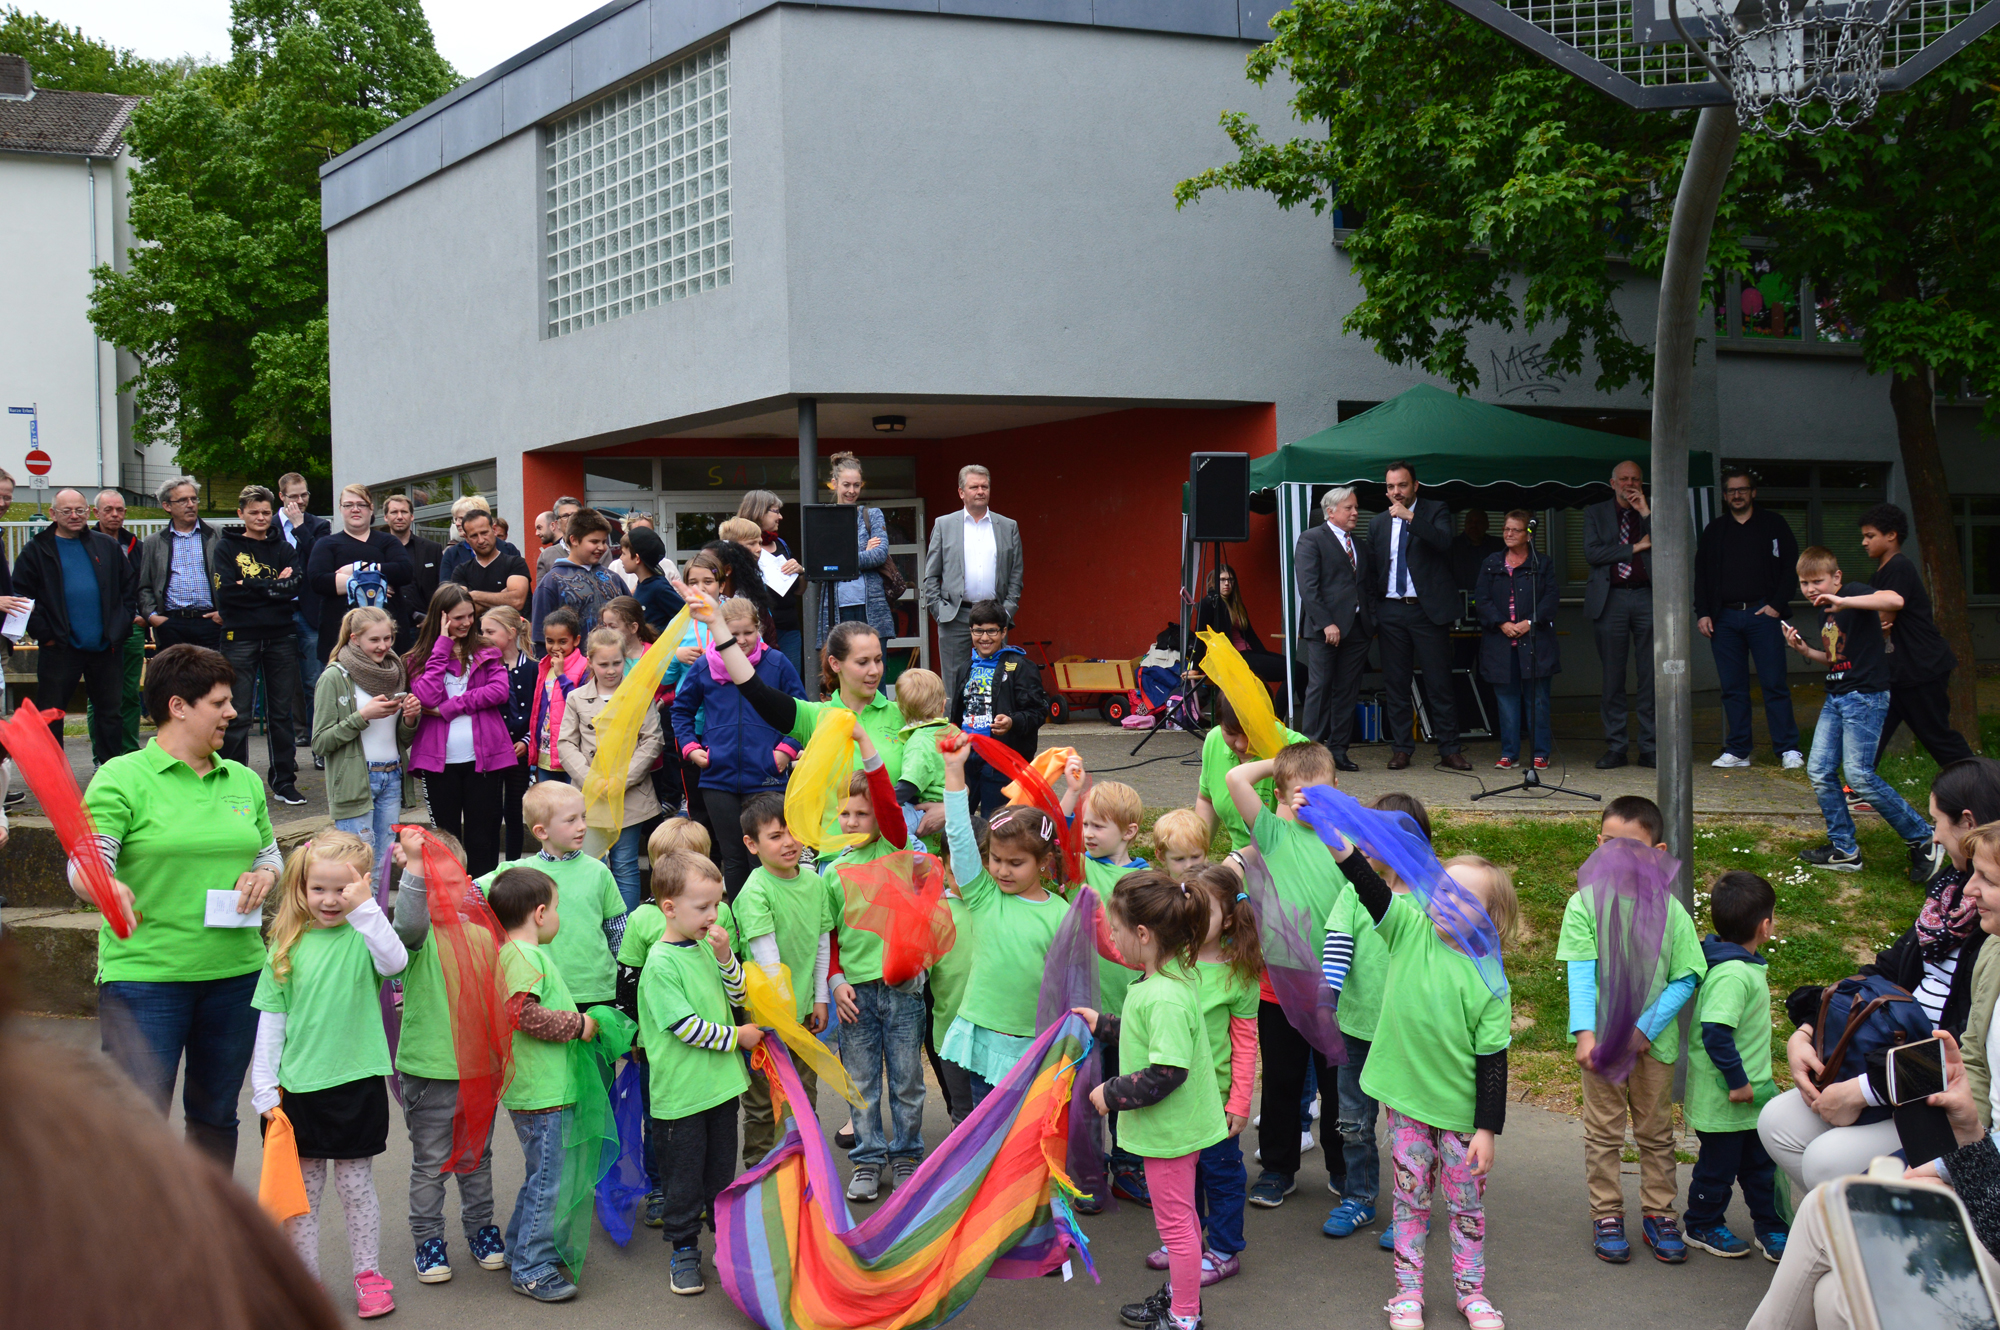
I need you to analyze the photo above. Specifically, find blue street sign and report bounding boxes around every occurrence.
[5,407,32,414]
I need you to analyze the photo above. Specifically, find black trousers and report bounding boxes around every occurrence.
[36,639,127,765]
[1255,999,1340,1187]
[1376,599,1459,754]
[501,761,532,861]
[421,762,504,878]
[221,632,299,786]
[1687,1128,1781,1234]
[1238,646,1290,716]
[1301,630,1371,755]
[655,1099,739,1244]
[1876,676,1976,767]
[697,786,758,897]
[152,615,222,652]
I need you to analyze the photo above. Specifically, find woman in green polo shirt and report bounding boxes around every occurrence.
[709,617,905,789]
[1193,693,1310,853]
[82,644,284,1169]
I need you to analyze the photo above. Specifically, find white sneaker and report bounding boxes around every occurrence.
[1711,752,1752,769]
[1300,1129,1316,1154]
[1781,750,1805,769]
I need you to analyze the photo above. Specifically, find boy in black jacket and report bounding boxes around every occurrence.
[948,598,1046,815]
[215,484,307,804]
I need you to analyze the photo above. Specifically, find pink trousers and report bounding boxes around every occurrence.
[1146,1152,1202,1320]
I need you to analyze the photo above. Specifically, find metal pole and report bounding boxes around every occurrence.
[798,397,819,701]
[1652,104,1738,916]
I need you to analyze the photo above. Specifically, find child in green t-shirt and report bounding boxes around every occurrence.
[1076,871,1226,1330]
[1181,863,1262,1282]
[891,666,950,848]
[388,826,510,1282]
[927,833,980,1128]
[482,780,628,1008]
[490,865,599,1303]
[637,849,763,1296]
[1226,741,1350,1208]
[734,791,833,1167]
[1559,795,1708,1266]
[250,831,409,1319]
[1683,871,1786,1262]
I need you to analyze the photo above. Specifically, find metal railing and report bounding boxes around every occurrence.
[0,518,170,565]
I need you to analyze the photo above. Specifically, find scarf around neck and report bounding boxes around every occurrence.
[1917,862,1981,963]
[707,636,763,682]
[337,641,406,699]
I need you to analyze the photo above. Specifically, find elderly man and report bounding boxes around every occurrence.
[1296,485,1373,770]
[536,495,583,578]
[1584,460,1657,768]
[89,489,145,757]
[923,465,1024,699]
[139,476,223,651]
[1368,461,1470,770]
[13,488,140,758]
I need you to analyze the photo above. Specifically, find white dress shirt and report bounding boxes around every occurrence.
[961,510,998,603]
[1386,516,1416,597]
[1330,521,1355,561]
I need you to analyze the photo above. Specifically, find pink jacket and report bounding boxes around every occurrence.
[409,635,515,773]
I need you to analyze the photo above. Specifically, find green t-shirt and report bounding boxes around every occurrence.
[480,854,626,1004]
[252,922,394,1092]
[1555,887,1708,1064]
[735,864,832,1019]
[500,939,577,1111]
[395,920,503,1081]
[1195,959,1259,1102]
[898,720,950,804]
[1252,808,1348,984]
[824,835,901,987]
[1116,968,1226,1158]
[788,692,906,839]
[618,899,737,969]
[85,742,276,983]
[953,859,1070,1039]
[1324,885,1389,1041]
[930,895,975,1041]
[637,938,751,1118]
[1082,857,1146,1017]
[1197,724,1309,852]
[1360,894,1514,1134]
[1686,953,1775,1133]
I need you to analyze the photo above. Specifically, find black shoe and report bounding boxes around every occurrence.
[835,1124,857,1151]
[1910,839,1949,885]
[1333,755,1360,773]
[313,755,325,771]
[272,785,308,807]
[3,787,25,810]
[1596,750,1630,769]
[1120,1283,1174,1329]
[1637,752,1657,768]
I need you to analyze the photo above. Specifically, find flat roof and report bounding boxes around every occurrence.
[319,0,1273,229]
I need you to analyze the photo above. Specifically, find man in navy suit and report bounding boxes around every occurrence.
[1368,461,1470,770]
[1296,485,1373,770]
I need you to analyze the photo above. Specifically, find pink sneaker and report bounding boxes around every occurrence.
[355,1270,396,1319]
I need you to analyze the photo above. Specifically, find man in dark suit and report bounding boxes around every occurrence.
[1583,459,1655,768]
[1296,485,1373,770]
[1368,461,1470,770]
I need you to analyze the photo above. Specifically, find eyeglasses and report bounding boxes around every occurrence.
[166,494,199,505]
[340,500,372,511]
[970,626,1005,637]
[1724,486,1755,495]
[52,506,87,517]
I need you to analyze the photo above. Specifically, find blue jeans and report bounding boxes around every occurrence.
[507,1106,571,1284]
[1493,652,1552,761]
[606,822,648,913]
[335,766,403,859]
[1334,1034,1381,1205]
[1712,607,1800,757]
[1196,1134,1249,1255]
[293,609,322,692]
[970,1071,996,1108]
[98,970,260,1169]
[840,980,927,1167]
[772,628,804,683]
[1807,690,1932,853]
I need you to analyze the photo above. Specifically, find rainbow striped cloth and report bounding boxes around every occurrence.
[715,1014,1098,1330]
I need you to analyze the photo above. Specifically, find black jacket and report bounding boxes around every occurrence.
[305,530,414,656]
[950,645,1046,761]
[1694,506,1798,621]
[1295,521,1372,641]
[214,526,305,639]
[1475,550,1562,682]
[387,532,445,633]
[280,511,330,620]
[13,525,139,651]
[1367,496,1458,626]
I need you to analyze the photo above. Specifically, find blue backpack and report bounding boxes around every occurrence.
[1812,974,1934,1122]
[346,563,390,610]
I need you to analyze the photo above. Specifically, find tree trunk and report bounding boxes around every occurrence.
[1887,362,1983,750]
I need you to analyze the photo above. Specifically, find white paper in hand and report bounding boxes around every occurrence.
[758,548,798,597]
[205,888,263,929]
[2,598,32,642]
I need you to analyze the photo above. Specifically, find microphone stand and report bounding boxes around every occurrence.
[1473,520,1600,802]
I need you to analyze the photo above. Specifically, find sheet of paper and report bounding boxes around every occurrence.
[205,888,264,929]
[758,548,799,597]
[2,597,31,642]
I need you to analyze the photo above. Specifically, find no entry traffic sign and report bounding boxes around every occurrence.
[24,449,51,478]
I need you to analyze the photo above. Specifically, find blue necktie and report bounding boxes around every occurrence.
[1396,518,1411,596]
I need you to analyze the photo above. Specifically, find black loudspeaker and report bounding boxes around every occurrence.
[1190,452,1250,543]
[800,504,860,582]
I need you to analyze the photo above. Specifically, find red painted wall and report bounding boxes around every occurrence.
[514,403,1282,663]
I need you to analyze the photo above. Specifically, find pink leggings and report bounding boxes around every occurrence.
[1388,1109,1487,1303]
[1145,1152,1202,1320]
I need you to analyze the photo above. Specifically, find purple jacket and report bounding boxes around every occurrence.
[410,635,515,773]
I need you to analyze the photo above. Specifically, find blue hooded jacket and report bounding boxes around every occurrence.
[669,642,809,794]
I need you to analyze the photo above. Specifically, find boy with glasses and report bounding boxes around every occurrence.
[947,600,1045,815]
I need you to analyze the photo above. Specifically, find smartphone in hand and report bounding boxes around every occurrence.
[1825,1176,2000,1330]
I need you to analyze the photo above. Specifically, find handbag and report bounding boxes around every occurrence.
[870,508,908,602]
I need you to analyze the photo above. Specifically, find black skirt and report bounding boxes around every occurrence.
[276,1075,391,1160]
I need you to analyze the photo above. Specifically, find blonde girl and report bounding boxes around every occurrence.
[557,627,665,910]
[250,831,410,1318]
[483,604,537,860]
[1175,863,1263,1280]
[313,606,422,857]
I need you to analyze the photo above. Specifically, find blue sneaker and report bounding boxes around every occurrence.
[643,1188,666,1228]
[1322,1198,1377,1238]
[1643,1215,1688,1264]
[1685,1222,1751,1258]
[1756,1230,1789,1263]
[1074,1190,1104,1215]
[670,1245,706,1295]
[470,1225,506,1271]
[1379,1226,1394,1251]
[1593,1216,1632,1263]
[1247,1171,1295,1209]
[511,1271,578,1302]
[1111,1163,1152,1207]
[413,1237,452,1283]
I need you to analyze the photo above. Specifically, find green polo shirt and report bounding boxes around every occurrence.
[787,692,906,833]
[85,740,276,984]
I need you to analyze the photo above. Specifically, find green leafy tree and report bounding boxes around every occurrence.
[1178,0,1999,744]
[0,7,190,95]
[88,1,457,480]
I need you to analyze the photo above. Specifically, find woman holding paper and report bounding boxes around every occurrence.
[75,643,285,1172]
[739,489,805,677]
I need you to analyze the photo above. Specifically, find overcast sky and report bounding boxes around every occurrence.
[35,0,607,80]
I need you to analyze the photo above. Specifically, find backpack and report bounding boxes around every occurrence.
[1811,974,1934,1105]
[346,563,390,610]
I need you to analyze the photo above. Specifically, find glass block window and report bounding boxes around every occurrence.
[544,41,730,338]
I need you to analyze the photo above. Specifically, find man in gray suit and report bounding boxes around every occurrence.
[1296,485,1372,770]
[1584,459,1656,768]
[923,465,1024,698]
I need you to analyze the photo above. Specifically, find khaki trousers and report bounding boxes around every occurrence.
[1582,1054,1679,1218]
[741,1055,821,1169]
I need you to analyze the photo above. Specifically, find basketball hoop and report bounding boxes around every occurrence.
[1669,0,1914,135]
